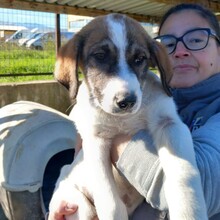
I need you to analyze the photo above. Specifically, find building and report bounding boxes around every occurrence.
[67,15,93,32]
[0,25,27,41]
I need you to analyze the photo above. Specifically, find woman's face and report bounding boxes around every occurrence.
[159,10,220,88]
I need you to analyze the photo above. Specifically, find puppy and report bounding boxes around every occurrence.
[49,13,208,220]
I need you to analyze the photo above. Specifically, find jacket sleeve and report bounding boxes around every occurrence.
[116,113,220,217]
[193,113,220,217]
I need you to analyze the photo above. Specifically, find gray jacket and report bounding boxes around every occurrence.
[117,73,220,219]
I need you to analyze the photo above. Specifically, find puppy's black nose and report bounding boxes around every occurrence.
[116,94,136,110]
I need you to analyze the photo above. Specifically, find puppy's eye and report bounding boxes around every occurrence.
[134,55,147,65]
[93,52,106,61]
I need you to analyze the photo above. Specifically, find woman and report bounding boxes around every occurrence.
[49,3,220,220]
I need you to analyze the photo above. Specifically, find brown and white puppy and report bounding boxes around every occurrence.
[49,14,208,220]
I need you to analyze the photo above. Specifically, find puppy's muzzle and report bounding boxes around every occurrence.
[115,92,137,111]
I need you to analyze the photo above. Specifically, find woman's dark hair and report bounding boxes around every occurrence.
[158,3,220,40]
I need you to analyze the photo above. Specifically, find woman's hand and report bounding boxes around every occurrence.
[48,202,99,220]
[47,201,78,220]
[75,133,82,157]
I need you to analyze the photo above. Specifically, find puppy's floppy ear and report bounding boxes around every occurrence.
[54,35,81,101]
[149,40,173,96]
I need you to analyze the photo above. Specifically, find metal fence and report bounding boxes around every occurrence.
[0,8,74,80]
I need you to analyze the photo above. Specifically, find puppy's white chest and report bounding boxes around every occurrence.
[70,82,146,138]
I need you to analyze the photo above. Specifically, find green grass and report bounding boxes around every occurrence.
[0,75,54,83]
[0,42,158,83]
[0,43,56,83]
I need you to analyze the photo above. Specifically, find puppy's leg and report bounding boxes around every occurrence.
[148,99,208,220]
[112,165,144,215]
[49,151,97,220]
[65,188,96,220]
[83,137,128,220]
[158,124,207,220]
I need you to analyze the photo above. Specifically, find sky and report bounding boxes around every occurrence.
[0,8,156,36]
[0,8,67,29]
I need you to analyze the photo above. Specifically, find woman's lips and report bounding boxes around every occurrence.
[173,64,196,72]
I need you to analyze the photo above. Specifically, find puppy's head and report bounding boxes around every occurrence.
[54,13,172,115]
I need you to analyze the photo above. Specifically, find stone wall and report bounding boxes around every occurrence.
[0,80,72,114]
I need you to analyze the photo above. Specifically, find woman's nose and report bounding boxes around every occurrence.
[173,41,190,58]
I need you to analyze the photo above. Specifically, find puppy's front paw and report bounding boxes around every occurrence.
[49,182,96,220]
